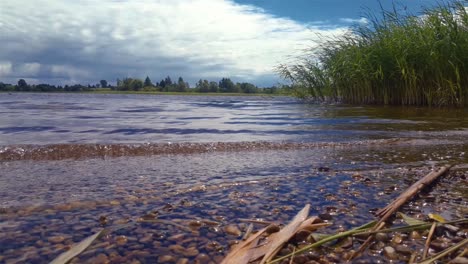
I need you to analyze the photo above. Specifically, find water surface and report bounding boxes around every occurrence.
[0,93,467,263]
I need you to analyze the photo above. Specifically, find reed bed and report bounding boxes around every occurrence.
[278,1,468,107]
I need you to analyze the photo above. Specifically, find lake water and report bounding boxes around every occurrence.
[0,93,467,263]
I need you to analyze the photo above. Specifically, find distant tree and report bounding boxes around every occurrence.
[18,79,27,87]
[159,79,166,88]
[164,76,173,86]
[209,81,219,93]
[219,78,238,93]
[176,77,187,92]
[130,79,143,91]
[144,76,153,87]
[239,82,258,93]
[100,80,108,88]
[196,79,210,93]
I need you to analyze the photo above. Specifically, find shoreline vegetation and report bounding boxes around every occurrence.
[0,76,287,96]
[278,0,468,107]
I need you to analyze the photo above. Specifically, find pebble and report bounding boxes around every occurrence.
[392,234,403,244]
[395,245,412,256]
[375,232,389,242]
[195,253,211,263]
[115,235,128,246]
[139,235,152,244]
[410,231,421,239]
[158,255,176,263]
[450,257,468,264]
[177,258,189,264]
[88,253,109,264]
[168,234,185,241]
[48,236,65,244]
[383,246,398,260]
[184,247,199,257]
[224,225,241,237]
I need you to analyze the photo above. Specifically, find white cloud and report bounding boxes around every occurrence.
[17,62,41,76]
[0,61,13,77]
[339,17,369,24]
[0,0,347,85]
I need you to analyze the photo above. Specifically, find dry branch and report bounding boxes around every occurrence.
[350,165,451,260]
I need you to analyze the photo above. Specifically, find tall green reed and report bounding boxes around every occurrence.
[278,1,468,107]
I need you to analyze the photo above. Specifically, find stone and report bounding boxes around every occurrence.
[450,257,468,264]
[158,255,176,263]
[383,246,398,260]
[375,232,389,242]
[184,247,199,257]
[176,258,189,264]
[195,254,211,263]
[115,235,128,246]
[224,225,241,237]
[48,236,65,244]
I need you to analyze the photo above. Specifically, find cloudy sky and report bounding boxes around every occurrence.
[0,0,439,87]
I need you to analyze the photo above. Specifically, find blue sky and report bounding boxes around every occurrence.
[0,0,449,87]
[235,0,438,24]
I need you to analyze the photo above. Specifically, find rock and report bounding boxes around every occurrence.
[195,254,211,263]
[184,247,199,257]
[292,255,308,264]
[89,253,109,264]
[109,200,121,206]
[48,236,65,244]
[383,246,398,260]
[265,225,280,234]
[115,235,128,246]
[139,235,152,244]
[392,234,403,244]
[224,225,241,237]
[169,244,185,254]
[395,245,412,256]
[410,231,421,239]
[188,220,202,229]
[318,213,333,221]
[375,232,389,242]
[158,255,176,263]
[168,234,185,241]
[176,258,189,264]
[450,257,468,264]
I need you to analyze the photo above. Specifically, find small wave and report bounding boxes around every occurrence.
[0,126,56,133]
[0,139,405,161]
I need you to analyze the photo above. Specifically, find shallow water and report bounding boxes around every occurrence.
[0,93,467,263]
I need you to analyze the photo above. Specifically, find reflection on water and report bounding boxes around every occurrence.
[1,93,468,145]
[0,93,467,263]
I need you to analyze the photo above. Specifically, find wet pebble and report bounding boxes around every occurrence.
[115,235,128,246]
[176,258,189,264]
[450,257,468,264]
[392,234,403,244]
[184,247,199,257]
[375,232,388,242]
[383,246,398,260]
[195,253,211,263]
[158,255,176,263]
[224,225,241,237]
[410,231,421,240]
[394,245,412,256]
[88,253,109,264]
[48,236,65,244]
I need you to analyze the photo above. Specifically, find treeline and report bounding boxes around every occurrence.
[278,0,468,107]
[113,76,280,94]
[0,76,283,94]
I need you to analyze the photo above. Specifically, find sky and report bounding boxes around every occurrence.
[0,0,443,87]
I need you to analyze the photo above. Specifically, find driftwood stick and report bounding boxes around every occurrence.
[423,222,437,259]
[376,165,451,219]
[350,165,451,260]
